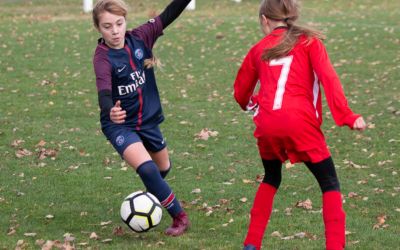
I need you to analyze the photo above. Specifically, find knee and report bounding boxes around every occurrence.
[136,161,159,179]
[319,177,341,193]
[262,159,282,189]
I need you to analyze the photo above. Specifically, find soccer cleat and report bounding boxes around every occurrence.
[165,211,190,236]
[243,244,257,250]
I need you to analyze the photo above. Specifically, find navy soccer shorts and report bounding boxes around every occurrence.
[102,125,167,157]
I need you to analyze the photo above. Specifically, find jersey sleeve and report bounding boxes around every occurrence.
[233,49,259,110]
[130,16,164,50]
[309,38,360,128]
[93,47,112,92]
[159,0,191,29]
[93,46,114,118]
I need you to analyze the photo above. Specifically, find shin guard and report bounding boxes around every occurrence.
[244,183,277,250]
[323,191,346,250]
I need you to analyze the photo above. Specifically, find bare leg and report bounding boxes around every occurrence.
[149,147,170,171]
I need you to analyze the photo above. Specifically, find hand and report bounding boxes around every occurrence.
[110,100,126,124]
[246,95,259,112]
[353,116,366,131]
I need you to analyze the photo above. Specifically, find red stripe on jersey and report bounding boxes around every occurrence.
[161,192,175,208]
[124,45,137,70]
[125,45,143,130]
[136,88,143,130]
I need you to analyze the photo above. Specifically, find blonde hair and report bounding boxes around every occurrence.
[259,0,325,61]
[92,0,128,29]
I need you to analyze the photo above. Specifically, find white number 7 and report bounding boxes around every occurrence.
[270,56,293,110]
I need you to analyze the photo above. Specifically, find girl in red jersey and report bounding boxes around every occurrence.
[92,0,191,236]
[233,0,366,249]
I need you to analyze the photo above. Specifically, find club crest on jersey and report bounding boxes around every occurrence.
[135,49,143,60]
[116,135,125,146]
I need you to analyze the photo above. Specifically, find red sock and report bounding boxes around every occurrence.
[244,183,277,250]
[322,191,346,250]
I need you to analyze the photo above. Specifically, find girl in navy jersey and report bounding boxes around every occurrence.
[92,0,191,236]
[234,0,366,249]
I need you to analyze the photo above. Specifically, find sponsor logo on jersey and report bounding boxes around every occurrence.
[135,49,143,60]
[117,69,146,96]
[116,135,125,146]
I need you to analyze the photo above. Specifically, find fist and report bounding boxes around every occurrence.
[353,116,366,131]
[110,100,126,124]
[246,95,259,111]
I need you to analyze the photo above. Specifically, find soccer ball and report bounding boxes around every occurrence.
[120,191,163,232]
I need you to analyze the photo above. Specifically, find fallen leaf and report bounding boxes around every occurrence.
[100,221,112,226]
[112,226,124,236]
[24,232,37,237]
[7,227,16,236]
[194,128,219,141]
[242,179,254,184]
[285,162,295,169]
[38,148,58,160]
[35,239,45,247]
[89,232,99,240]
[15,149,32,158]
[191,188,201,194]
[271,231,283,238]
[15,240,25,250]
[35,140,47,147]
[11,139,25,147]
[295,199,313,210]
[156,241,165,246]
[373,214,388,229]
[284,207,292,216]
[348,192,358,198]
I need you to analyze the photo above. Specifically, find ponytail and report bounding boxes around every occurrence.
[262,23,325,61]
[259,0,325,61]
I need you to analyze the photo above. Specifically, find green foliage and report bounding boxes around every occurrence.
[0,0,399,249]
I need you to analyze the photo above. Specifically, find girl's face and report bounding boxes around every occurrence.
[97,11,127,49]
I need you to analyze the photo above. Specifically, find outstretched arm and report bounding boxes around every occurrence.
[159,0,192,29]
[130,0,192,49]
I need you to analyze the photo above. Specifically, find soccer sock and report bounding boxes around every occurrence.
[137,161,183,218]
[160,161,172,179]
[244,183,277,250]
[323,191,346,250]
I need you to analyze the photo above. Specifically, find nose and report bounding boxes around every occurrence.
[111,25,118,35]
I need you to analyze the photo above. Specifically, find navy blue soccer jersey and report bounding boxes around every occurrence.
[93,17,164,130]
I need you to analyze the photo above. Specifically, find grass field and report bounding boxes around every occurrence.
[0,0,399,249]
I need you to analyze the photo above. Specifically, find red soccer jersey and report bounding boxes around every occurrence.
[233,28,360,163]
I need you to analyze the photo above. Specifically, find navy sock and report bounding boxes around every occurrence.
[160,161,172,179]
[137,161,182,217]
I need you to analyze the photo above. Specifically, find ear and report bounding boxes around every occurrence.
[261,15,269,26]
